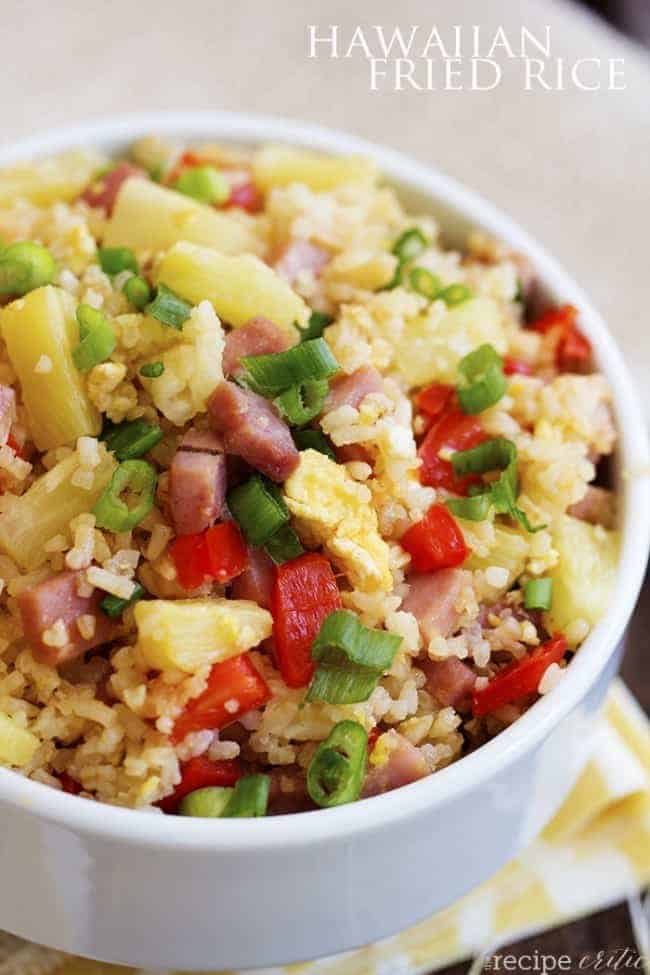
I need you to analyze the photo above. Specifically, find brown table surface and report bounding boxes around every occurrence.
[438,572,649,975]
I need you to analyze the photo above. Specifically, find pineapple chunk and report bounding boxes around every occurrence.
[102,178,258,256]
[545,515,620,644]
[0,286,101,450]
[466,525,529,595]
[0,446,116,570]
[0,150,105,206]
[396,297,507,388]
[134,598,273,673]
[253,146,377,192]
[155,242,306,335]
[0,711,39,767]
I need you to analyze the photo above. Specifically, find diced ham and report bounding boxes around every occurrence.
[323,366,384,415]
[361,731,429,798]
[420,657,476,708]
[18,570,118,667]
[208,381,299,482]
[169,429,226,536]
[0,385,16,445]
[402,568,466,642]
[222,317,294,378]
[568,485,615,529]
[274,240,330,285]
[230,547,275,609]
[80,162,145,215]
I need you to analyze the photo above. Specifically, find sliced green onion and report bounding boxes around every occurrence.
[451,437,545,533]
[524,577,553,611]
[392,228,427,263]
[93,460,157,532]
[101,582,146,618]
[0,241,56,296]
[300,311,333,342]
[222,774,270,818]
[145,283,192,330]
[264,523,304,564]
[98,246,138,276]
[274,379,329,426]
[306,720,367,808]
[446,493,493,522]
[179,786,234,818]
[101,419,163,460]
[227,475,289,548]
[439,283,472,306]
[409,267,442,300]
[292,428,336,461]
[307,610,401,705]
[124,275,152,310]
[72,304,116,373]
[139,361,164,378]
[457,343,507,415]
[240,338,339,398]
[174,166,230,205]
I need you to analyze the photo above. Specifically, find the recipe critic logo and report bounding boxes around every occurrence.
[306,25,626,92]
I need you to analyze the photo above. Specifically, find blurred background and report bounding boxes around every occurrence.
[582,0,650,44]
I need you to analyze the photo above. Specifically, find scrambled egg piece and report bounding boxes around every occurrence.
[283,449,392,593]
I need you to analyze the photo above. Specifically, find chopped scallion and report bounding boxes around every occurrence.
[307,610,401,704]
[300,310,333,342]
[274,379,329,426]
[446,492,493,522]
[179,786,233,818]
[101,582,146,618]
[227,475,289,548]
[524,577,553,611]
[174,166,230,205]
[222,774,270,817]
[240,338,339,397]
[292,428,336,461]
[101,419,163,460]
[98,246,138,276]
[264,523,304,564]
[124,275,152,310]
[145,283,192,330]
[0,241,56,296]
[93,460,157,532]
[457,343,507,415]
[439,283,472,306]
[392,227,428,263]
[306,720,367,808]
[409,267,442,301]
[72,304,116,373]
[139,361,164,378]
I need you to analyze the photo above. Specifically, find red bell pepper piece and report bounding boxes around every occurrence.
[416,383,454,423]
[531,304,578,335]
[271,552,342,688]
[172,653,271,744]
[170,522,249,591]
[556,326,592,372]
[227,181,264,214]
[59,772,82,795]
[418,408,486,493]
[472,634,568,718]
[204,521,248,583]
[401,503,469,573]
[158,756,243,813]
[169,532,210,591]
[503,356,533,377]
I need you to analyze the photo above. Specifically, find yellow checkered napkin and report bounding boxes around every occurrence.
[0,680,648,975]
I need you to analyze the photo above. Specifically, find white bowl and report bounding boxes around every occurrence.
[0,112,647,971]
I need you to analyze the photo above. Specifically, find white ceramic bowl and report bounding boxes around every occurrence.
[0,113,647,971]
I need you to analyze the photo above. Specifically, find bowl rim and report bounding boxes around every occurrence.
[0,110,647,850]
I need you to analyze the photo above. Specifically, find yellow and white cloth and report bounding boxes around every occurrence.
[0,680,648,975]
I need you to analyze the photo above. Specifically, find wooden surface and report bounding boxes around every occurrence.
[437,571,649,975]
